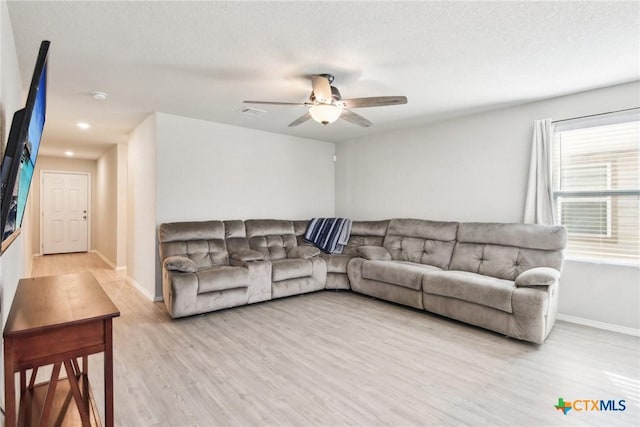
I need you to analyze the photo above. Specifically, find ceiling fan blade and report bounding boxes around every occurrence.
[340,109,373,127]
[311,75,332,104]
[341,96,407,108]
[244,100,309,106]
[288,112,312,127]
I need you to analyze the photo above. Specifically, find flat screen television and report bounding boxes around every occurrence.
[0,40,49,254]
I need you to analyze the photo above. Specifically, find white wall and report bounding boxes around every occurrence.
[0,0,26,325]
[96,146,117,265]
[1,10,36,283]
[336,80,640,331]
[127,114,157,301]
[0,0,25,406]
[116,143,127,268]
[151,112,335,298]
[95,143,128,269]
[337,81,639,222]
[560,261,639,331]
[155,113,335,223]
[127,112,336,300]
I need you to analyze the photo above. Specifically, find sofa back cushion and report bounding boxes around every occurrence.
[383,219,459,269]
[450,223,567,280]
[224,220,251,254]
[343,220,389,255]
[245,219,297,260]
[293,220,311,246]
[158,221,229,268]
[294,220,389,255]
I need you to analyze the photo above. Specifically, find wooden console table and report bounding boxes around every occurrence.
[3,272,120,427]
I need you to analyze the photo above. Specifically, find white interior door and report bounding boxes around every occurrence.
[42,172,89,254]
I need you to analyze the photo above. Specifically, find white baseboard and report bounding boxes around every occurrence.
[28,255,34,277]
[557,313,640,337]
[91,250,128,281]
[92,249,160,303]
[91,250,116,270]
[126,276,163,302]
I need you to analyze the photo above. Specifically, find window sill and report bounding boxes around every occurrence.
[564,256,640,269]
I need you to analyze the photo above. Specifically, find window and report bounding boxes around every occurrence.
[552,110,640,265]
[557,163,611,238]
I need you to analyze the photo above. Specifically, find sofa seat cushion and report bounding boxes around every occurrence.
[321,254,353,273]
[230,250,265,263]
[362,260,442,290]
[196,266,249,294]
[272,258,313,282]
[423,270,515,313]
[288,246,321,259]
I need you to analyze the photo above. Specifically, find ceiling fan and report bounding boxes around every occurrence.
[244,74,407,128]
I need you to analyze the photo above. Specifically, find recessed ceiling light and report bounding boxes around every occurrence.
[91,91,108,101]
[77,122,90,129]
[64,151,75,157]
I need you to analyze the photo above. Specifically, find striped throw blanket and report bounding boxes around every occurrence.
[304,218,353,254]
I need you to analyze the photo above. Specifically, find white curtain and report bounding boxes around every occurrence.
[523,118,555,225]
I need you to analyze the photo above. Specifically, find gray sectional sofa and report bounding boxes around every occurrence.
[158,218,566,344]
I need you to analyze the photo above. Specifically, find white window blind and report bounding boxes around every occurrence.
[552,109,640,265]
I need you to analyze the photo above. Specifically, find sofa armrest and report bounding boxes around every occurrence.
[357,246,392,261]
[231,250,265,263]
[163,268,198,318]
[515,267,560,287]
[287,246,321,259]
[164,256,197,273]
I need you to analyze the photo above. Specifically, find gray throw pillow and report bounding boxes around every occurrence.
[231,250,265,262]
[515,267,560,287]
[287,246,321,259]
[357,246,392,261]
[164,256,197,273]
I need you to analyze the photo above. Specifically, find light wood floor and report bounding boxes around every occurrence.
[28,253,640,426]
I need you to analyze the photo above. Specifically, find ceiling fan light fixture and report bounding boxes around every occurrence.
[309,104,342,125]
[244,74,406,128]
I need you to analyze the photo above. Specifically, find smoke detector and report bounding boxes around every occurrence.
[91,91,108,101]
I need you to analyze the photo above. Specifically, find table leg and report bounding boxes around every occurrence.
[20,371,26,394]
[82,356,89,416]
[105,319,114,427]
[29,366,39,388]
[39,362,62,426]
[4,342,16,427]
[64,360,91,426]
[72,358,81,377]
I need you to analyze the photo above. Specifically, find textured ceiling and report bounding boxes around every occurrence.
[7,1,640,159]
